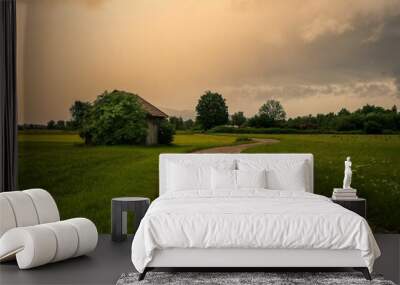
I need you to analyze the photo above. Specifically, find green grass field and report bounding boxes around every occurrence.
[242,134,400,233]
[18,132,237,233]
[18,132,400,233]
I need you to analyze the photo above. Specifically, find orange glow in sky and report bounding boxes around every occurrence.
[17,0,400,123]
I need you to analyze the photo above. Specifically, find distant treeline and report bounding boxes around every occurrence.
[18,120,77,131]
[19,95,400,135]
[172,104,400,134]
[252,105,399,134]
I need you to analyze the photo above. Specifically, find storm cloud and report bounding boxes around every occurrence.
[222,80,397,101]
[16,0,400,122]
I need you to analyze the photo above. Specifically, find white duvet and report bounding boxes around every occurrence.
[131,190,380,273]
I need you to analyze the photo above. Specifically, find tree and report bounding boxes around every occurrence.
[259,99,286,121]
[195,91,229,130]
[158,119,175,144]
[231,111,247,127]
[47,120,56,129]
[338,108,350,116]
[335,116,358,131]
[183,119,194,130]
[364,120,383,134]
[65,120,75,130]
[56,120,65,130]
[81,90,148,145]
[395,113,400,130]
[169,116,184,130]
[70,101,92,129]
[356,104,385,115]
[247,113,275,128]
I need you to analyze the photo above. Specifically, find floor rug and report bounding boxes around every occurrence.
[116,271,395,285]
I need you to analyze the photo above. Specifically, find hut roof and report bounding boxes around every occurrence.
[134,95,168,118]
[111,90,168,118]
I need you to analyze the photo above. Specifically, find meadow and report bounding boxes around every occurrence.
[18,132,237,233]
[242,134,400,233]
[18,131,400,233]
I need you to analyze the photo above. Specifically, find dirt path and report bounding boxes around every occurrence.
[193,138,279,153]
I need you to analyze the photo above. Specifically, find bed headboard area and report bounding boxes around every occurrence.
[159,153,314,195]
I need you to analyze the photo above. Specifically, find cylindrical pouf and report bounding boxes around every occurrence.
[0,226,57,269]
[23,189,60,224]
[42,221,79,262]
[0,189,59,239]
[64,218,98,257]
[0,196,17,237]
[0,191,39,227]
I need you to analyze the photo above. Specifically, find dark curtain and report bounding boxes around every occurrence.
[0,0,17,192]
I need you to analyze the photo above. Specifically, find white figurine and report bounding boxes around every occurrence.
[343,156,352,189]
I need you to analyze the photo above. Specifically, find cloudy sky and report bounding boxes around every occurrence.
[17,0,400,123]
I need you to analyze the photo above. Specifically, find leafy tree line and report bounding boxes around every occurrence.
[283,105,399,134]
[168,91,230,131]
[190,91,399,134]
[18,121,75,131]
[168,116,194,131]
[190,91,288,130]
[20,90,399,135]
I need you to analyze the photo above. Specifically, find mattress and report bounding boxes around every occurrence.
[131,190,380,273]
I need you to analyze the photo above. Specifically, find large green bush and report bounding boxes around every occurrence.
[158,119,175,144]
[81,90,148,145]
[69,101,92,129]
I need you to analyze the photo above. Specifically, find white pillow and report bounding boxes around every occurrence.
[167,162,210,191]
[238,159,307,191]
[266,162,306,191]
[211,168,236,191]
[236,169,267,189]
[167,160,236,192]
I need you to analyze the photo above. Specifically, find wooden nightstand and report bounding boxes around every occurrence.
[331,198,366,218]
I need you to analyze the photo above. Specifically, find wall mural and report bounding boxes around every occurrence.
[17,0,400,233]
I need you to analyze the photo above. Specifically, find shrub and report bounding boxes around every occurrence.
[207,125,300,134]
[231,112,247,127]
[247,114,274,128]
[235,137,252,143]
[335,114,364,131]
[158,120,175,144]
[69,101,92,130]
[81,90,148,145]
[207,126,367,134]
[335,116,357,131]
[364,121,383,134]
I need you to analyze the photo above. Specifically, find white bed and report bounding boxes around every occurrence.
[131,154,380,280]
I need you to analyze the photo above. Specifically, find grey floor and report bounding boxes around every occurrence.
[1,234,399,285]
[0,235,134,285]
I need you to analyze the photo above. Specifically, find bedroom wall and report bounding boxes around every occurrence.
[16,0,400,234]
